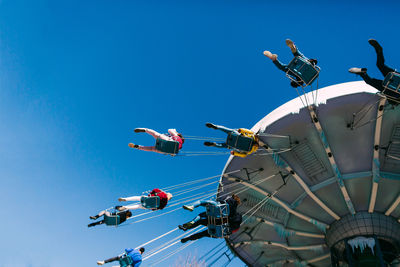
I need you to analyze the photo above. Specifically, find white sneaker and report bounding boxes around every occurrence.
[285,39,297,53]
[97,261,105,265]
[263,51,277,61]
[348,67,367,74]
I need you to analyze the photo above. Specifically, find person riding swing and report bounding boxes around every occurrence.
[263,39,320,88]
[88,208,132,228]
[349,39,400,104]
[129,128,184,155]
[117,188,172,211]
[178,194,242,242]
[203,123,259,157]
[96,247,145,266]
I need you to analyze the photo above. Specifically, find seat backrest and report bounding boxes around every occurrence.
[206,203,230,218]
[155,138,180,154]
[119,254,134,267]
[141,196,161,209]
[104,213,121,226]
[287,56,320,86]
[226,132,254,152]
[383,72,400,93]
[207,224,231,238]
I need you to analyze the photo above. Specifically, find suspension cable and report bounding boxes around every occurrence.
[144,226,201,259]
[199,241,226,261]
[134,227,179,250]
[172,180,219,196]
[162,170,241,192]
[149,237,201,266]
[143,226,206,261]
[143,226,201,259]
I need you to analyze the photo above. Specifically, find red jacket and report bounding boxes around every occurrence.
[149,188,168,210]
[171,135,183,149]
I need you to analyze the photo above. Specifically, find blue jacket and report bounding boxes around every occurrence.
[125,248,142,267]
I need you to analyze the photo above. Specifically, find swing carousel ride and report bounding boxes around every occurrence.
[219,81,400,266]
[93,42,400,267]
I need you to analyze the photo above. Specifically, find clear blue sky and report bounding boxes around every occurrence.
[0,0,399,266]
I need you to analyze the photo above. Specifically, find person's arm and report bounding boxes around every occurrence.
[168,129,179,137]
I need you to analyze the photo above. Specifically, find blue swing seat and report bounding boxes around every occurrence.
[141,196,161,209]
[226,132,254,152]
[206,202,231,238]
[103,211,121,226]
[155,138,180,155]
[382,72,400,101]
[119,254,134,267]
[286,56,320,86]
[208,224,231,238]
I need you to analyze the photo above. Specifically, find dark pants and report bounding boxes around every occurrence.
[210,125,238,148]
[182,212,211,241]
[184,230,211,241]
[104,255,120,263]
[88,220,104,227]
[360,46,395,93]
[273,49,305,87]
[185,212,208,229]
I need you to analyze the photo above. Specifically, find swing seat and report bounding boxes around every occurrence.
[119,254,134,267]
[382,72,400,100]
[286,56,320,86]
[226,132,254,152]
[155,138,180,155]
[208,224,231,238]
[206,203,230,238]
[104,212,121,226]
[206,202,230,218]
[141,196,161,209]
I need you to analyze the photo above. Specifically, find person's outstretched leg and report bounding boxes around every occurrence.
[206,123,236,134]
[129,144,158,153]
[349,68,384,92]
[135,128,170,140]
[181,230,211,243]
[369,39,395,77]
[196,200,218,208]
[263,51,288,72]
[90,209,107,220]
[215,125,236,135]
[104,255,120,263]
[88,220,104,227]
[180,213,204,230]
[204,141,228,148]
[117,203,144,211]
[361,74,385,92]
[183,200,218,211]
[119,196,142,202]
[286,39,306,59]
[214,142,228,148]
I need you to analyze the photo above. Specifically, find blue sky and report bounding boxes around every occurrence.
[0,0,399,266]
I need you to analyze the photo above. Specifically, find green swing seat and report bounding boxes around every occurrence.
[382,72,400,102]
[140,196,161,209]
[103,210,121,226]
[286,56,320,86]
[226,132,254,152]
[155,138,180,155]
